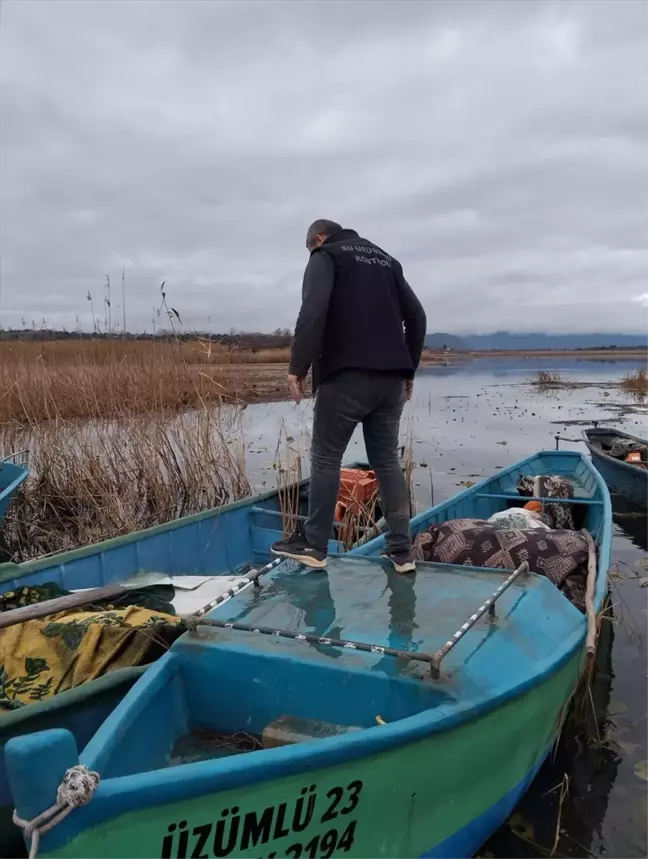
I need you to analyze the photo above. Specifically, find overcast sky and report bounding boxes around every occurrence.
[1,0,647,335]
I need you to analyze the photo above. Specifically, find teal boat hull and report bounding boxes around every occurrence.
[582,427,647,509]
[5,450,612,859]
[0,464,377,856]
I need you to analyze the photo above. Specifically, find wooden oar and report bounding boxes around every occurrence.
[0,584,130,631]
[582,529,598,661]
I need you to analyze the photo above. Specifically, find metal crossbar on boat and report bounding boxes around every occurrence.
[188,557,282,618]
[429,561,529,677]
[187,561,530,678]
[187,615,441,673]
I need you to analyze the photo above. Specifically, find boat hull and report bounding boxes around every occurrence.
[0,669,146,858]
[33,653,581,859]
[582,428,647,509]
[4,450,611,859]
[0,457,28,526]
[0,466,378,856]
[0,485,293,855]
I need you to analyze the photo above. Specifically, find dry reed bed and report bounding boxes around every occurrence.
[0,340,458,425]
[0,407,251,563]
[0,340,271,561]
[0,338,290,367]
[0,339,291,425]
[620,367,647,395]
[0,340,294,562]
[0,338,414,563]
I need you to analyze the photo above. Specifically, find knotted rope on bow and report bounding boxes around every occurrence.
[13,764,99,858]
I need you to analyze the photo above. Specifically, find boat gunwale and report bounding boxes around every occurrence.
[582,426,646,444]
[0,666,148,732]
[0,459,375,583]
[0,481,303,582]
[355,449,612,610]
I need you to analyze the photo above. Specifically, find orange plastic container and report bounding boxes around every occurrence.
[626,451,643,464]
[334,468,378,521]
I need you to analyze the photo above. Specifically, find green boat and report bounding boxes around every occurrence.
[6,450,612,858]
[0,464,384,857]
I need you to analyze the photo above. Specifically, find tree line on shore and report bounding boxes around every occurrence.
[0,328,293,351]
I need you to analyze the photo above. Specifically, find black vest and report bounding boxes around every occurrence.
[313,229,414,385]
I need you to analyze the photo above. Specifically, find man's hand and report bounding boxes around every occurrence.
[405,379,414,401]
[288,374,305,404]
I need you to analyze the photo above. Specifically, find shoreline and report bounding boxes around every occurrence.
[466,349,647,359]
[220,352,647,404]
[424,349,647,360]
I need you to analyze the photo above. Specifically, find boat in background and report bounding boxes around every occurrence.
[6,450,612,859]
[0,451,29,526]
[582,426,647,508]
[0,462,382,858]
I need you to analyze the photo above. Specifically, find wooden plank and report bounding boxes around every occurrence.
[0,583,129,630]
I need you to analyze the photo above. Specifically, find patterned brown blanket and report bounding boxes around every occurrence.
[413,518,590,611]
[517,474,575,530]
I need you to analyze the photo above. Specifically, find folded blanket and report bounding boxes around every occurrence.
[412,517,589,612]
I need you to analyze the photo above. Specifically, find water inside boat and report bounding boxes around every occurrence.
[84,552,585,782]
[71,573,252,615]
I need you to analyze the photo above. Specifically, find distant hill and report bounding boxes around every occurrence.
[425,331,648,351]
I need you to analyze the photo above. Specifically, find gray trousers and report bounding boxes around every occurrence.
[305,370,412,554]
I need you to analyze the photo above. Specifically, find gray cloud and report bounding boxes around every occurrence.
[1,0,646,334]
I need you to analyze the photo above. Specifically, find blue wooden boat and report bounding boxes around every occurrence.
[0,452,29,525]
[6,451,612,859]
[582,427,647,508]
[0,464,379,857]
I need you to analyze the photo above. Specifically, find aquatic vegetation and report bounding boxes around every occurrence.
[534,370,566,387]
[620,368,647,398]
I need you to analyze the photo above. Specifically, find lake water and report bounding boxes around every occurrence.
[242,357,647,858]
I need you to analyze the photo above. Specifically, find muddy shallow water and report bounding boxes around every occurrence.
[243,357,647,858]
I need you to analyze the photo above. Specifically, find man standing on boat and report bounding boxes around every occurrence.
[271,219,427,573]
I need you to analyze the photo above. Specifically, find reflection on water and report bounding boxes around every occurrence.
[219,556,443,675]
[241,358,646,859]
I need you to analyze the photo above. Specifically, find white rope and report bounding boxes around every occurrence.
[12,764,99,859]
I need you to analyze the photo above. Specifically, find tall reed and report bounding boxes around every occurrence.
[274,428,304,538]
[0,339,289,424]
[0,405,250,563]
[619,367,647,396]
